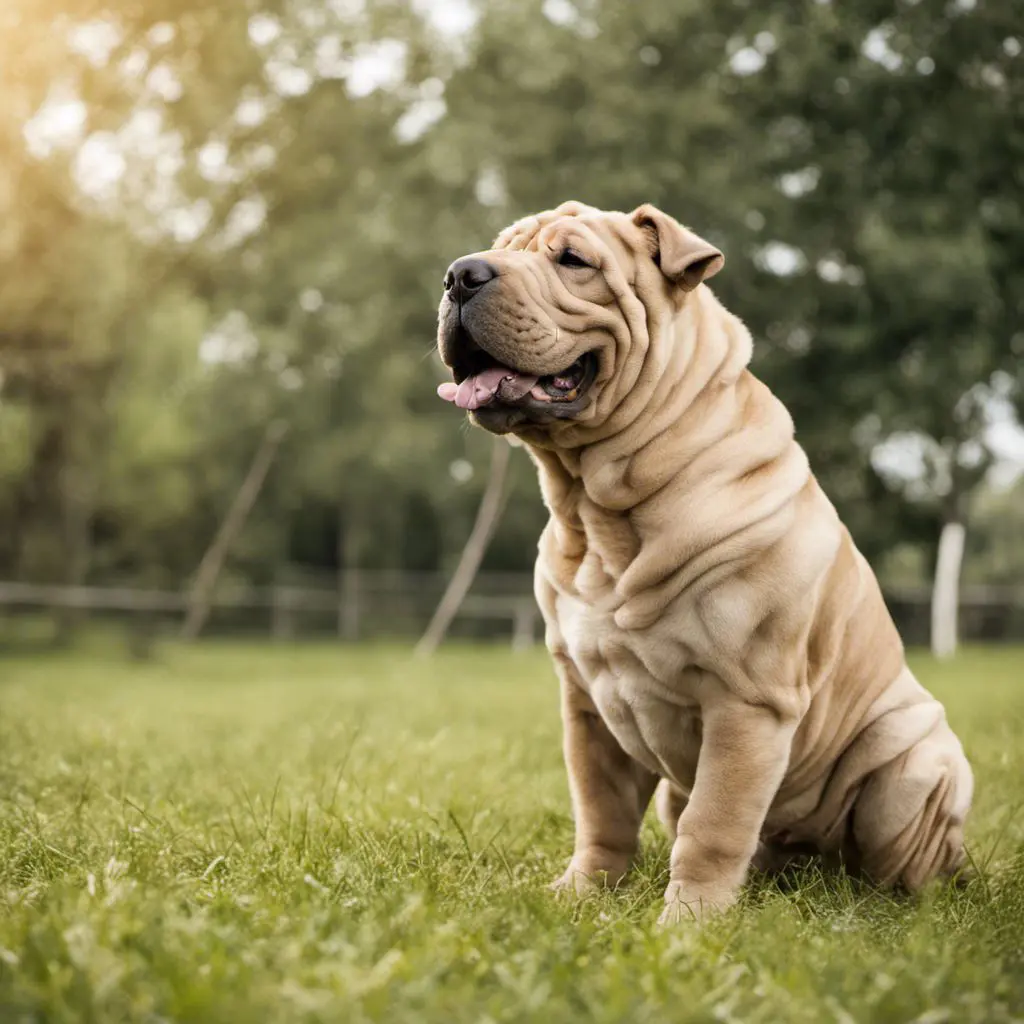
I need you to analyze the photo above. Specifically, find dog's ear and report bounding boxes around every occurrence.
[631,204,724,291]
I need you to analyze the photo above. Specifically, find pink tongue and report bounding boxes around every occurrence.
[437,366,538,410]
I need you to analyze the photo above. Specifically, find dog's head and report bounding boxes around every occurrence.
[436,201,723,442]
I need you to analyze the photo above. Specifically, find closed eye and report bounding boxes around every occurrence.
[557,249,592,269]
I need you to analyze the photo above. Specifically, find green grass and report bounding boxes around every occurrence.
[1,643,1023,1023]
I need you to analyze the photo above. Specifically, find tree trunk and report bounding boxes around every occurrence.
[416,438,512,657]
[181,420,289,640]
[930,519,965,660]
[338,501,362,642]
[53,460,95,647]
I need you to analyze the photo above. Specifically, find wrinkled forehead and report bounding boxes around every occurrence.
[492,202,644,268]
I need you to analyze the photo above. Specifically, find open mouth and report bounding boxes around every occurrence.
[437,358,590,411]
[438,333,594,412]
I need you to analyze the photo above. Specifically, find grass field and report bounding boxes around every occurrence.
[1,643,1023,1023]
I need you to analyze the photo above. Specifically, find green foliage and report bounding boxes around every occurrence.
[0,0,1019,592]
[1,644,1023,1021]
[732,0,1022,521]
[964,479,1024,585]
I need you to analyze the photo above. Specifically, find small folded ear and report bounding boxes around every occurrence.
[631,204,724,291]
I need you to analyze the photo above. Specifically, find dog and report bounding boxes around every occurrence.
[435,201,973,924]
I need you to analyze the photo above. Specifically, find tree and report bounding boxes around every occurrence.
[723,0,1023,655]
[2,0,1018,651]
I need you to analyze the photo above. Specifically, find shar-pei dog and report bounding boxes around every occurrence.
[434,201,973,924]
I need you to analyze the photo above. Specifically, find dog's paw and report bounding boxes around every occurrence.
[656,880,736,927]
[550,856,626,898]
[549,868,601,898]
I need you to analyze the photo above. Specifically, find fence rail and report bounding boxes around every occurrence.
[0,577,1021,650]
[0,576,542,650]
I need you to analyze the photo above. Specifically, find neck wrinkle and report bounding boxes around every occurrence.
[530,288,753,519]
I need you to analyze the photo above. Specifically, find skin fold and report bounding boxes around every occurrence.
[435,201,973,924]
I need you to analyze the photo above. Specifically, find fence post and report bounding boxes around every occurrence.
[339,570,361,641]
[416,439,512,657]
[512,600,537,652]
[181,420,289,641]
[271,586,295,641]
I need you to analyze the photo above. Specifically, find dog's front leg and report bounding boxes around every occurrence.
[659,695,795,924]
[552,658,658,895]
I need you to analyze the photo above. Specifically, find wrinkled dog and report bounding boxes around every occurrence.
[435,202,973,923]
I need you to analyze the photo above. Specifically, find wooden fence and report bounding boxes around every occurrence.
[0,577,1021,650]
[0,575,542,650]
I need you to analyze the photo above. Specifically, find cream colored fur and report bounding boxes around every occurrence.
[440,201,973,924]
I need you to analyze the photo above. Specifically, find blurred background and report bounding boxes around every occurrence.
[0,0,1021,656]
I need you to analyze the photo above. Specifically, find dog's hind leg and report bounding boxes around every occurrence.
[851,717,973,890]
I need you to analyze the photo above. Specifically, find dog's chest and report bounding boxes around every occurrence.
[555,591,703,787]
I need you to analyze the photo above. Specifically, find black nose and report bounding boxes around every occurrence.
[443,257,498,303]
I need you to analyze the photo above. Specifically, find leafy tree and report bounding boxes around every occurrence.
[0,0,1019,649]
[723,0,1022,652]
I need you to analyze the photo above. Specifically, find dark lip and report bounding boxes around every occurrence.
[536,351,598,408]
[438,302,598,431]
[450,323,493,385]
[447,321,596,401]
[472,351,599,432]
